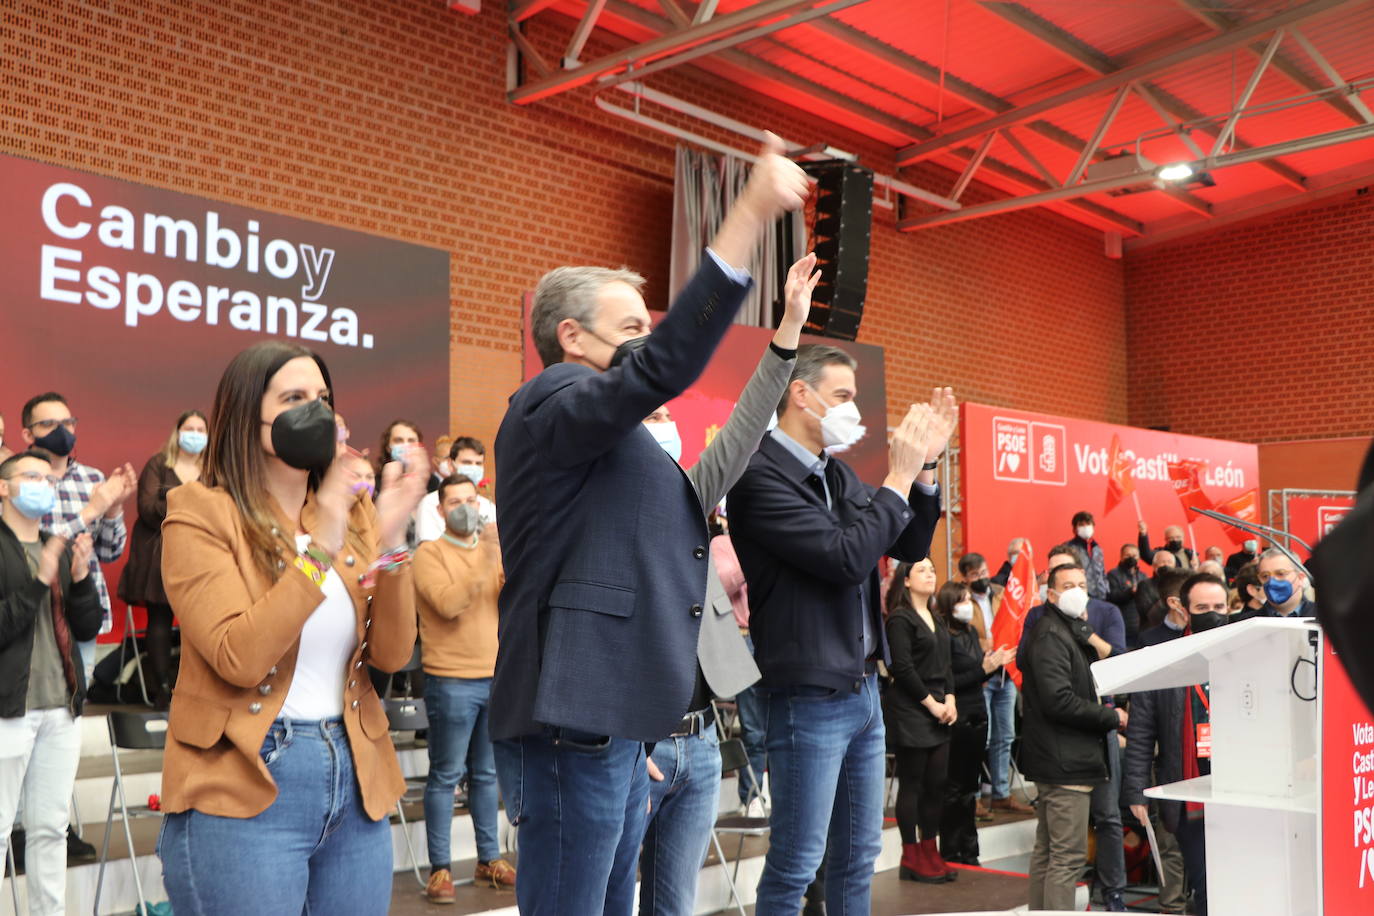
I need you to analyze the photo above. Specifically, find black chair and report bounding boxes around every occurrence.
[712,737,771,916]
[94,710,168,915]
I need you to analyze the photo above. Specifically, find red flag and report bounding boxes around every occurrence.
[1215,489,1259,546]
[1167,459,1214,515]
[991,543,1036,689]
[1104,434,1136,515]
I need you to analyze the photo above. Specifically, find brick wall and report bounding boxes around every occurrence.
[1125,191,1374,443]
[2,0,1127,457]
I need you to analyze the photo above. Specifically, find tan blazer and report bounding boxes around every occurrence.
[160,482,416,820]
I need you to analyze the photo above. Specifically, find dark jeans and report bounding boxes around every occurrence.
[734,635,769,806]
[493,730,648,916]
[157,719,392,916]
[940,715,987,862]
[1090,729,1125,894]
[639,727,722,916]
[754,674,885,915]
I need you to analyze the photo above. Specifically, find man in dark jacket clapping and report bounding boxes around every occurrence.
[1019,562,1126,911]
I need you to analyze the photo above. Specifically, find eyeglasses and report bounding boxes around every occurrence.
[28,417,77,433]
[3,470,60,486]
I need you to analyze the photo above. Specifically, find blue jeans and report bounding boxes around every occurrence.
[1091,728,1125,894]
[754,674,885,916]
[494,730,648,916]
[734,636,769,806]
[638,726,722,916]
[424,675,499,867]
[157,719,392,916]
[983,673,1018,799]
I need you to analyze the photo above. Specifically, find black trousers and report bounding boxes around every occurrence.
[940,716,987,861]
[894,742,950,844]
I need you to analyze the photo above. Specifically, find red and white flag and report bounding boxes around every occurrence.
[991,542,1036,689]
[1104,434,1137,517]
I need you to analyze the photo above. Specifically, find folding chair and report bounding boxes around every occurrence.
[385,697,430,888]
[94,710,168,916]
[384,644,422,700]
[711,738,771,916]
[6,841,20,914]
[116,604,151,706]
[384,697,474,891]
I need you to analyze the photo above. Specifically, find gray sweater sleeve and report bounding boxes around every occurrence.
[685,347,795,512]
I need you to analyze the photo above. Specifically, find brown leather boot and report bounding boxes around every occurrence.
[474,858,516,888]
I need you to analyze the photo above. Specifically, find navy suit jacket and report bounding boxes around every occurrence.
[490,256,749,742]
[727,436,941,691]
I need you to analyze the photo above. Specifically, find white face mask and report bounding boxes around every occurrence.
[1054,585,1090,619]
[804,386,865,452]
[454,463,484,486]
[646,421,682,463]
[953,601,975,624]
[1076,524,1094,541]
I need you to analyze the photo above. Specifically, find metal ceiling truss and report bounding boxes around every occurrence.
[504,0,1372,240]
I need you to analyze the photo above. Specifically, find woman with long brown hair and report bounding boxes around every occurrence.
[884,557,957,884]
[156,341,426,914]
[118,409,207,709]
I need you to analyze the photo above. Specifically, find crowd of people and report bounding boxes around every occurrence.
[0,133,1318,916]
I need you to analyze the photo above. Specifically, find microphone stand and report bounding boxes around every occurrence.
[1185,505,1311,579]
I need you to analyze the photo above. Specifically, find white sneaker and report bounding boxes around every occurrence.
[745,797,768,819]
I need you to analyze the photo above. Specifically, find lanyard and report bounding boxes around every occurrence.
[1193,684,1210,712]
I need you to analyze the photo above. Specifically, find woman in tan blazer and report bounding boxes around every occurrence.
[156,341,426,915]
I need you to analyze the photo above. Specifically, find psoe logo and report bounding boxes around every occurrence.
[992,417,1030,482]
[1030,422,1068,486]
[1318,506,1350,538]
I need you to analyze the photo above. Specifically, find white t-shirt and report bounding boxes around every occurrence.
[280,535,358,720]
[414,490,496,543]
[974,591,993,634]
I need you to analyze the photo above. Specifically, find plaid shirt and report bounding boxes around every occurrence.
[41,456,127,634]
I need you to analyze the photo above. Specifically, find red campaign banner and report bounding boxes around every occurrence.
[520,295,889,488]
[990,544,1035,688]
[1284,495,1357,560]
[959,403,1259,572]
[1321,638,1374,908]
[0,153,451,642]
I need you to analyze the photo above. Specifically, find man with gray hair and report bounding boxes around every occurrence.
[490,134,808,915]
[1257,547,1316,618]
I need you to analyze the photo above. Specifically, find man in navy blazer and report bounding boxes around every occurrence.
[490,135,809,916]
[726,344,955,915]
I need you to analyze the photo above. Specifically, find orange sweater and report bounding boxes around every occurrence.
[412,535,503,678]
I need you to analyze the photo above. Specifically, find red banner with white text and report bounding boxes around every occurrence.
[1321,637,1374,910]
[959,403,1259,574]
[1283,495,1357,560]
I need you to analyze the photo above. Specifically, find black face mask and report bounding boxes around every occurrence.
[1120,557,1138,570]
[970,577,990,595]
[1165,539,1184,551]
[1189,611,1226,633]
[267,399,336,471]
[33,425,76,457]
[608,334,649,370]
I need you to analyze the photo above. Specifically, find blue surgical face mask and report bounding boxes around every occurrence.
[390,445,410,463]
[178,431,207,455]
[645,421,683,463]
[454,463,483,486]
[1264,577,1295,605]
[13,480,56,519]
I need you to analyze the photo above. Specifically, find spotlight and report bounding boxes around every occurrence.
[1157,163,1195,181]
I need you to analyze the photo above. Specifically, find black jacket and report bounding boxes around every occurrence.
[1123,685,1188,833]
[1106,564,1151,647]
[884,606,953,748]
[0,522,102,718]
[729,437,939,692]
[1138,532,1195,569]
[949,623,992,726]
[1018,605,1119,785]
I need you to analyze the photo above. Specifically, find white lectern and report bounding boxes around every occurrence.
[1092,617,1320,916]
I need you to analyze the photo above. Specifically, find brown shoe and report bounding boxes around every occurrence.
[991,795,1035,815]
[475,858,516,888]
[426,869,456,904]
